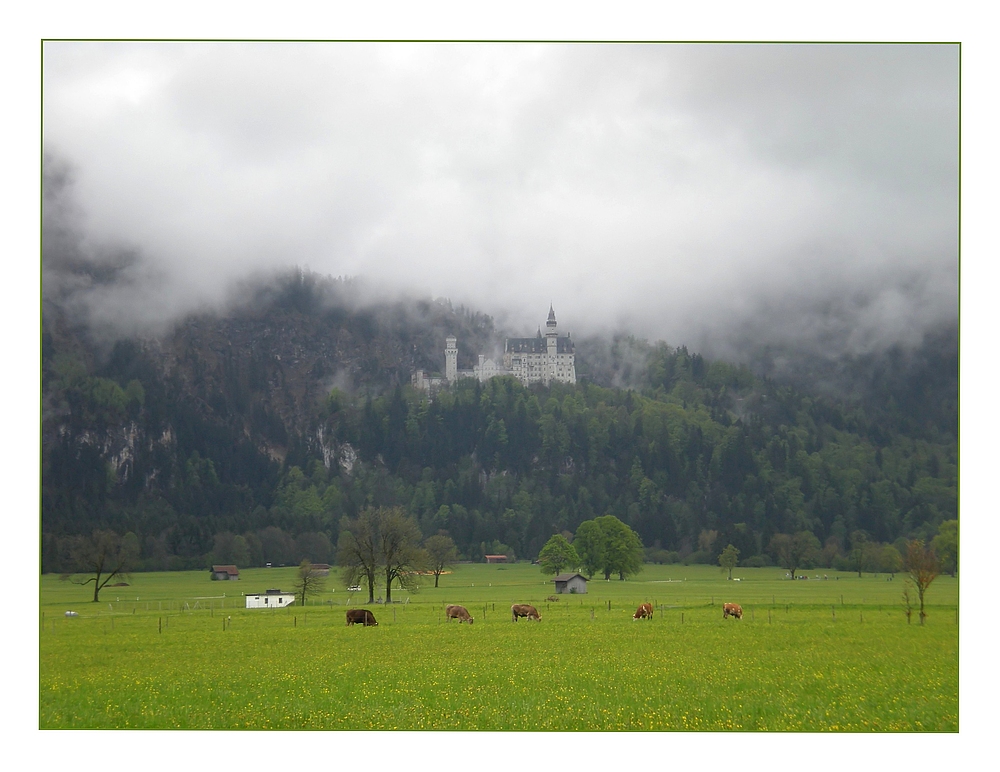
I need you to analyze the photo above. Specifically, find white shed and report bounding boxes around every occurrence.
[245,588,296,609]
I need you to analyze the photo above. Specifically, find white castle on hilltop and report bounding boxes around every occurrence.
[412,305,577,392]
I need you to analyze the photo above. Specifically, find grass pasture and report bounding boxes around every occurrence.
[39,563,958,731]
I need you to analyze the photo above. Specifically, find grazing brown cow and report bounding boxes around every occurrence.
[723,602,743,620]
[346,609,378,626]
[633,602,653,620]
[511,603,541,622]
[445,604,474,624]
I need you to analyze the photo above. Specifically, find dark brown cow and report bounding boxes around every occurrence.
[445,604,474,624]
[633,602,653,620]
[346,608,378,626]
[511,603,541,622]
[723,602,743,620]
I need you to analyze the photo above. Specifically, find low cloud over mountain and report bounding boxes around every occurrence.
[43,42,957,360]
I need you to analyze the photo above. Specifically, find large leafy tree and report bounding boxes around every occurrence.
[573,520,607,579]
[849,530,869,578]
[594,515,644,581]
[538,534,580,576]
[931,520,957,576]
[69,530,139,602]
[718,543,740,580]
[880,544,904,576]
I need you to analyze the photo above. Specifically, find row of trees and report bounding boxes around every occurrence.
[715,534,944,625]
[59,511,462,603]
[42,525,338,575]
[764,521,958,580]
[60,517,951,619]
[537,515,645,581]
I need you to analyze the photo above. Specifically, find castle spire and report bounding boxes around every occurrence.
[546,303,557,333]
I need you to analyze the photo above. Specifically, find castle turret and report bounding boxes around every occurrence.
[445,335,458,382]
[545,305,558,385]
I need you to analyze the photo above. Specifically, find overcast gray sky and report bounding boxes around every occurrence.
[42,41,958,357]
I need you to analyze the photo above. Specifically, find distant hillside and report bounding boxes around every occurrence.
[40,268,957,574]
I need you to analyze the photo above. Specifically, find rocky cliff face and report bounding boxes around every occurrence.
[41,270,503,530]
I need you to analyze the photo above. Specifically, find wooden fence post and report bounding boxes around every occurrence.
[159,617,162,634]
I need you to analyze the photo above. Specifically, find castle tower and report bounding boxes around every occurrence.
[545,304,558,385]
[445,335,458,382]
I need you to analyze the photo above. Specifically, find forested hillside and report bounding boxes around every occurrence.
[41,270,957,574]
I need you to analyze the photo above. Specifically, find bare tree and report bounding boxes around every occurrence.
[423,532,458,588]
[379,508,426,603]
[338,513,380,603]
[905,539,939,626]
[338,507,427,603]
[902,584,914,624]
[293,559,327,608]
[69,530,139,602]
[769,531,820,580]
[849,530,869,577]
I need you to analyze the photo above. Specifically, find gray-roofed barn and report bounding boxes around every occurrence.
[552,573,588,594]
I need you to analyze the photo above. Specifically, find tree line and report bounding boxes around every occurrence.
[58,509,463,603]
[42,312,957,575]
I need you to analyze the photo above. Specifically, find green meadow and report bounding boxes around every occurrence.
[39,563,958,731]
